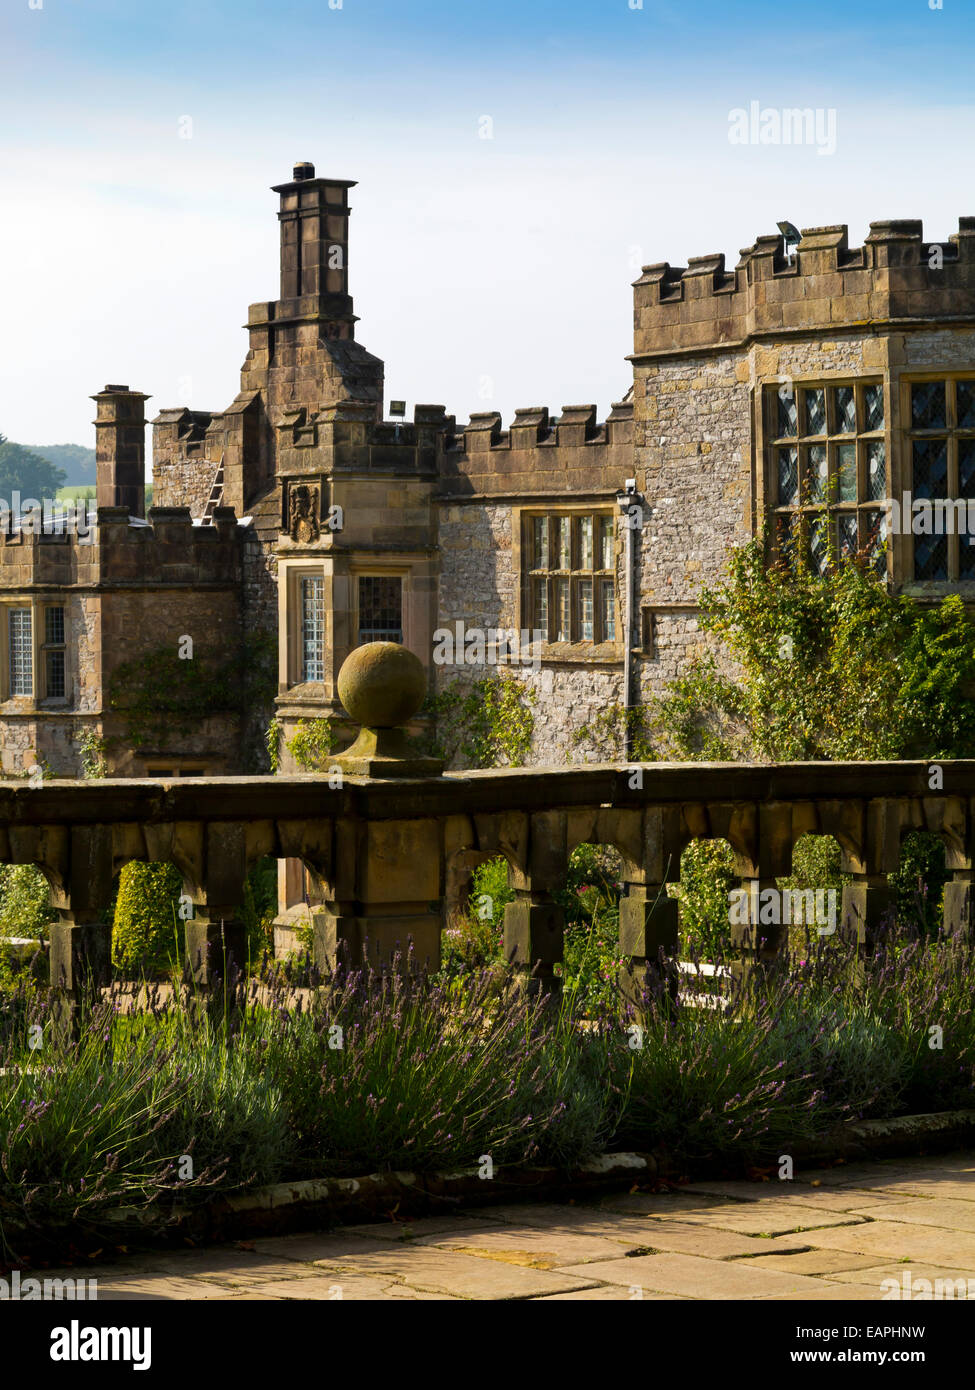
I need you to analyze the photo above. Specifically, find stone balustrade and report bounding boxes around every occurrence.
[0,756,970,1006]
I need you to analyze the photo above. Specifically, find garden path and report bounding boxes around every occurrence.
[39,1150,975,1300]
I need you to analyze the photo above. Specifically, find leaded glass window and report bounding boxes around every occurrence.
[778,448,799,506]
[805,388,827,436]
[905,376,975,581]
[532,516,548,570]
[768,380,886,573]
[9,608,31,697]
[777,387,798,437]
[867,441,886,501]
[599,580,615,640]
[300,576,325,680]
[577,579,594,641]
[912,381,946,430]
[524,512,616,644]
[599,516,615,570]
[834,386,857,434]
[43,605,65,699]
[555,578,570,642]
[357,575,402,644]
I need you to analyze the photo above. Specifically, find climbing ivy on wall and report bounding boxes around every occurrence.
[574,534,975,764]
[286,718,337,772]
[108,630,277,753]
[421,673,536,769]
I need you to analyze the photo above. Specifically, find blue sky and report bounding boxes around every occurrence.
[2,0,974,451]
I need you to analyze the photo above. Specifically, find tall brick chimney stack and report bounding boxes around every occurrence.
[91,385,149,517]
[271,160,356,334]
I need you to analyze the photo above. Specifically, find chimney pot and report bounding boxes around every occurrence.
[293,161,315,182]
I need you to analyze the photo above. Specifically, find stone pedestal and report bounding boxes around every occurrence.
[841,878,892,947]
[503,893,564,995]
[618,886,679,1012]
[49,918,112,1038]
[943,877,973,938]
[184,918,247,986]
[314,905,441,973]
[49,919,111,996]
[730,878,787,996]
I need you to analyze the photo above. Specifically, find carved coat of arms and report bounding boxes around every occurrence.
[288,484,320,543]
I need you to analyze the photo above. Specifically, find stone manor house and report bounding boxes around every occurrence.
[4,162,975,781]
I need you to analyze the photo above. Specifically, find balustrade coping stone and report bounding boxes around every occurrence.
[0,760,970,825]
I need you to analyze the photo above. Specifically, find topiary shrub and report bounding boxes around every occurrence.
[111,862,184,975]
[0,864,56,941]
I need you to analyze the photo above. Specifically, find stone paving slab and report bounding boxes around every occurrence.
[558,1252,827,1299]
[847,1197,975,1232]
[681,1180,905,1211]
[336,1215,503,1243]
[598,1192,731,1217]
[309,1246,598,1299]
[251,1275,459,1300]
[248,1232,406,1263]
[456,1206,799,1258]
[794,1220,975,1269]
[871,1180,975,1202]
[765,1283,886,1301]
[824,1261,975,1293]
[83,1277,255,1301]
[426,1228,641,1268]
[535,1287,688,1300]
[794,1156,975,1189]
[139,1245,381,1282]
[735,1248,887,1275]
[633,1199,865,1237]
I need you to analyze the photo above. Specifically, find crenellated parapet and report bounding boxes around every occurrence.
[0,505,243,596]
[633,218,975,359]
[95,506,242,585]
[272,402,450,483]
[439,401,634,496]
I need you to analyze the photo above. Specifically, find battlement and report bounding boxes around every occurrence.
[275,402,448,477]
[96,506,242,584]
[271,397,634,496]
[439,401,633,497]
[0,506,243,587]
[633,218,975,359]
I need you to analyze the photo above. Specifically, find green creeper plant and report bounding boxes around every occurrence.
[595,532,975,764]
[421,673,536,768]
[286,718,336,771]
[77,729,108,778]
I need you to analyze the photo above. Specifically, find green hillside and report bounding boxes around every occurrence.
[27,443,96,486]
[0,436,67,498]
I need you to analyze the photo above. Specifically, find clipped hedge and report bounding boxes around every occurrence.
[111,861,184,974]
[0,864,55,941]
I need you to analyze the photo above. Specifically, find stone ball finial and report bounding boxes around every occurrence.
[337,642,427,729]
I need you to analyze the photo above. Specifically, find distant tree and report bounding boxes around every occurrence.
[28,443,96,485]
[0,435,67,499]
